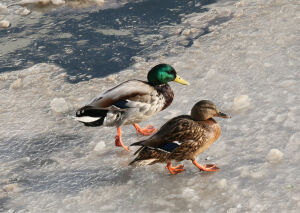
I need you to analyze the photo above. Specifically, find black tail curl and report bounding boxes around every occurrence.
[75,106,108,127]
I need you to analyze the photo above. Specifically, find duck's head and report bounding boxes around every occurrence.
[191,100,230,121]
[147,64,189,86]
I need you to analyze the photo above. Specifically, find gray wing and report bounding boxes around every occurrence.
[89,80,154,108]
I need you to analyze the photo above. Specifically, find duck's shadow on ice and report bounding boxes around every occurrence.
[1,132,136,194]
[2,132,222,195]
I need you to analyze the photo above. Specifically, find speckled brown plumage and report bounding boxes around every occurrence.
[129,100,229,174]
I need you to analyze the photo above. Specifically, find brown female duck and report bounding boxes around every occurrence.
[129,100,229,175]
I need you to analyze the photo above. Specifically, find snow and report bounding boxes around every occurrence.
[0,4,8,14]
[9,78,22,89]
[217,178,227,189]
[0,19,10,28]
[50,98,69,113]
[19,0,65,6]
[233,95,252,112]
[16,8,31,16]
[266,149,283,163]
[0,0,299,212]
[93,141,106,152]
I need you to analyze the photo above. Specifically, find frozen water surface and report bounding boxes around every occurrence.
[0,0,300,212]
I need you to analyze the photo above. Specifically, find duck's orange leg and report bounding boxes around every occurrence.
[166,161,184,175]
[192,160,219,172]
[133,123,157,136]
[115,127,129,151]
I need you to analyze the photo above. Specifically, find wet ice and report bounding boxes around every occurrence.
[0,0,300,212]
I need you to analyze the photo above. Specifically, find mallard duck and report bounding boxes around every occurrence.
[129,100,229,174]
[75,64,189,151]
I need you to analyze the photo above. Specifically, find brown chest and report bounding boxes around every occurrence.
[194,119,221,155]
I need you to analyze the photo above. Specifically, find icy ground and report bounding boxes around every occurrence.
[0,0,300,212]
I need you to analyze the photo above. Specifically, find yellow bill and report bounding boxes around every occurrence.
[174,75,190,85]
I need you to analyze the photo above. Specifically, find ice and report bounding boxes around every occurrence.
[10,78,22,89]
[217,178,227,189]
[266,149,283,163]
[51,0,65,5]
[50,98,69,113]
[233,95,251,112]
[0,4,8,14]
[0,19,10,28]
[93,141,106,152]
[19,0,64,6]
[3,184,21,193]
[16,8,31,16]
[0,0,300,212]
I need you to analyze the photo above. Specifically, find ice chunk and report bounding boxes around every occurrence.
[0,4,8,14]
[3,184,21,193]
[94,0,105,6]
[205,69,218,79]
[217,178,227,189]
[227,208,238,213]
[250,171,263,179]
[94,141,106,152]
[266,149,283,163]
[182,29,191,36]
[19,0,51,6]
[50,98,69,113]
[51,0,65,5]
[10,78,22,89]
[0,75,8,81]
[16,8,31,16]
[0,20,10,28]
[233,95,251,111]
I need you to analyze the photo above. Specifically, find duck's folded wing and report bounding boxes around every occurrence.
[134,115,195,148]
[89,80,154,108]
[154,141,182,153]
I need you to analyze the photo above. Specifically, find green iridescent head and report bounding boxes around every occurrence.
[147,64,189,86]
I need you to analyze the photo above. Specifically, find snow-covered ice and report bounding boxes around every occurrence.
[267,149,284,163]
[50,98,69,113]
[0,0,299,212]
[0,19,10,28]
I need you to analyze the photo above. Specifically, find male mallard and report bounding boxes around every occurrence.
[75,64,189,151]
[129,100,229,174]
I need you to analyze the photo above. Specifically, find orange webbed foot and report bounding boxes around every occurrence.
[115,127,129,151]
[166,162,185,175]
[192,160,219,172]
[173,164,184,170]
[200,164,220,172]
[133,124,157,136]
[115,135,129,151]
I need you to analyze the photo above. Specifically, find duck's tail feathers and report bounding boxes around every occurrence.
[130,140,147,156]
[129,158,157,167]
[130,140,146,147]
[75,106,108,127]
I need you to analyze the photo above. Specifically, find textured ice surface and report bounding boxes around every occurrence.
[0,0,300,212]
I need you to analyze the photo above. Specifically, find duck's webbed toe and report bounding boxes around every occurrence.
[166,162,185,175]
[133,123,157,136]
[192,160,219,172]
